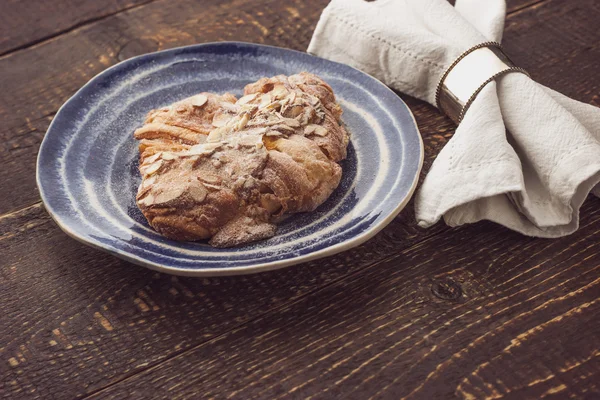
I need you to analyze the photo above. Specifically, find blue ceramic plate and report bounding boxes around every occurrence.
[37,42,423,276]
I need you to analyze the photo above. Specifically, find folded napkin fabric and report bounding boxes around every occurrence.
[308,0,600,237]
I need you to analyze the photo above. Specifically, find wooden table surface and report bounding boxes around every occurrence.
[1,0,599,399]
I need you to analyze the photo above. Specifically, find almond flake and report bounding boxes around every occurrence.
[220,102,240,113]
[144,152,161,164]
[144,160,163,176]
[313,125,329,136]
[203,142,223,151]
[143,175,157,188]
[153,186,185,204]
[212,113,233,127]
[265,102,282,111]
[188,184,208,202]
[207,128,225,143]
[187,142,221,156]
[237,93,258,105]
[190,94,208,107]
[259,93,272,109]
[283,118,300,128]
[200,175,221,184]
[139,194,154,206]
[271,84,288,99]
[203,182,222,190]
[236,113,250,130]
[273,124,294,132]
[238,135,261,147]
[304,125,317,135]
[287,91,297,103]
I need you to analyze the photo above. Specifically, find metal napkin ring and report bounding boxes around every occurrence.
[435,42,529,124]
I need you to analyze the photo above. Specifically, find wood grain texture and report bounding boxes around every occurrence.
[0,202,442,399]
[0,0,154,56]
[90,197,600,400]
[1,0,599,399]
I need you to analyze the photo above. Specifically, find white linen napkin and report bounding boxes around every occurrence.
[308,0,600,237]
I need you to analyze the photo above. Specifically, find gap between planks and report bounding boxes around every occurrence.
[0,201,44,224]
[0,0,158,59]
[0,0,551,61]
[506,0,549,17]
[78,224,456,399]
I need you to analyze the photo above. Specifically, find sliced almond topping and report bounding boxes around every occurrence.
[212,113,233,127]
[313,125,328,136]
[304,124,317,135]
[143,152,161,165]
[190,94,208,108]
[240,103,259,113]
[304,124,328,136]
[200,175,221,184]
[187,142,222,156]
[271,84,288,99]
[153,186,185,205]
[207,128,225,143]
[287,91,297,103]
[309,95,321,106]
[282,118,300,128]
[259,93,272,109]
[265,101,282,111]
[266,130,282,137]
[143,175,157,188]
[203,182,222,190]
[139,194,154,206]
[220,102,240,113]
[236,113,250,130]
[188,184,208,203]
[238,134,262,147]
[246,127,267,135]
[137,185,152,199]
[273,124,295,132]
[203,142,223,151]
[161,152,176,161]
[143,160,163,176]
[237,93,258,105]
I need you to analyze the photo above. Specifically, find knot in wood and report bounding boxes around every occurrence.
[431,279,462,301]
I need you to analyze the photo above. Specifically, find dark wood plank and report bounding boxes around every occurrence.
[89,196,600,400]
[0,0,539,58]
[0,201,443,399]
[0,0,553,216]
[0,0,154,56]
[507,0,548,13]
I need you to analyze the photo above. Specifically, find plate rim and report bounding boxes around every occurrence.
[36,41,424,277]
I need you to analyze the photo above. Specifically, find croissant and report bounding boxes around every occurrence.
[134,72,349,247]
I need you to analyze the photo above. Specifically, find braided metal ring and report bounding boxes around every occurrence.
[435,42,530,124]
